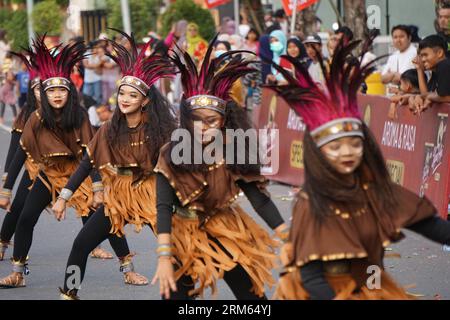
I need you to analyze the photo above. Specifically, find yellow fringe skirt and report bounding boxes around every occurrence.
[274,267,412,300]
[39,160,93,217]
[171,204,279,298]
[102,172,157,237]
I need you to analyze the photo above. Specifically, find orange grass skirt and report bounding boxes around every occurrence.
[101,172,157,237]
[171,204,280,298]
[273,267,412,300]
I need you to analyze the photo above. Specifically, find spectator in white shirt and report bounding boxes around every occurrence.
[382,25,417,94]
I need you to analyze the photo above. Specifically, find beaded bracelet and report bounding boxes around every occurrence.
[0,188,12,199]
[156,244,173,257]
[92,182,104,193]
[58,188,73,202]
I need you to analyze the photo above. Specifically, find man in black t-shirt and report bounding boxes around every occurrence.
[412,35,450,113]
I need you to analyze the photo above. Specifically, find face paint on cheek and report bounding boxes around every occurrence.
[353,145,364,159]
[322,149,340,161]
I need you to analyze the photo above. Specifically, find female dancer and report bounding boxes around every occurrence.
[53,30,177,300]
[0,37,138,288]
[0,41,115,262]
[0,46,40,261]
[269,36,450,300]
[151,38,288,300]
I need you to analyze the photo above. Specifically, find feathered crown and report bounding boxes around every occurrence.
[9,43,41,89]
[32,35,86,91]
[267,30,382,147]
[106,28,176,96]
[170,34,256,114]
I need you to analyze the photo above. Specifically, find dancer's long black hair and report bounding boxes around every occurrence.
[108,85,177,166]
[15,82,39,126]
[39,83,86,131]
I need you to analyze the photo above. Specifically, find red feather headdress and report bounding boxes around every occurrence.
[170,33,256,114]
[267,30,382,146]
[32,35,86,91]
[106,28,176,96]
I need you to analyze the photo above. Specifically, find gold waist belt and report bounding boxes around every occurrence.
[174,206,199,220]
[117,168,133,176]
[323,261,351,275]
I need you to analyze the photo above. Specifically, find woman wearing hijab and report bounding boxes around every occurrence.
[287,37,310,68]
[266,30,290,85]
[258,34,273,84]
[186,23,208,66]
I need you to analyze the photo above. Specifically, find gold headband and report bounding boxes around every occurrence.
[311,118,364,147]
[42,77,70,91]
[30,78,40,89]
[119,76,149,96]
[186,95,226,115]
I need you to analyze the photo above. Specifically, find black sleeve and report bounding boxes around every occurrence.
[237,180,284,229]
[82,150,101,184]
[406,216,450,245]
[436,60,450,96]
[156,173,176,234]
[4,131,21,173]
[65,153,94,192]
[3,147,27,190]
[300,261,336,300]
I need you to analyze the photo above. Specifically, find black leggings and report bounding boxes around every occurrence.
[0,103,17,118]
[0,171,32,243]
[165,236,267,300]
[12,176,130,262]
[63,206,131,292]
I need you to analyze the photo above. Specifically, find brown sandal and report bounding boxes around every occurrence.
[119,253,148,286]
[90,247,113,259]
[0,272,25,288]
[59,287,80,300]
[124,271,149,286]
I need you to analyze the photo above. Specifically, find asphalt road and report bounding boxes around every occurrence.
[0,107,449,300]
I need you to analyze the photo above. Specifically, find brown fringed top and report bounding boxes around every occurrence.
[154,143,268,222]
[20,110,94,165]
[86,122,154,183]
[290,182,437,270]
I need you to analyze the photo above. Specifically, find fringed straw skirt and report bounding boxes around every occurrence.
[171,204,279,298]
[102,172,157,237]
[274,266,412,300]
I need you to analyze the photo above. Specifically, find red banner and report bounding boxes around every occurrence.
[282,0,319,16]
[205,0,231,9]
[257,89,450,218]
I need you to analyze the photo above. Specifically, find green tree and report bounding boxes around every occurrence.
[32,0,63,36]
[0,8,28,51]
[160,0,216,41]
[106,0,160,41]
